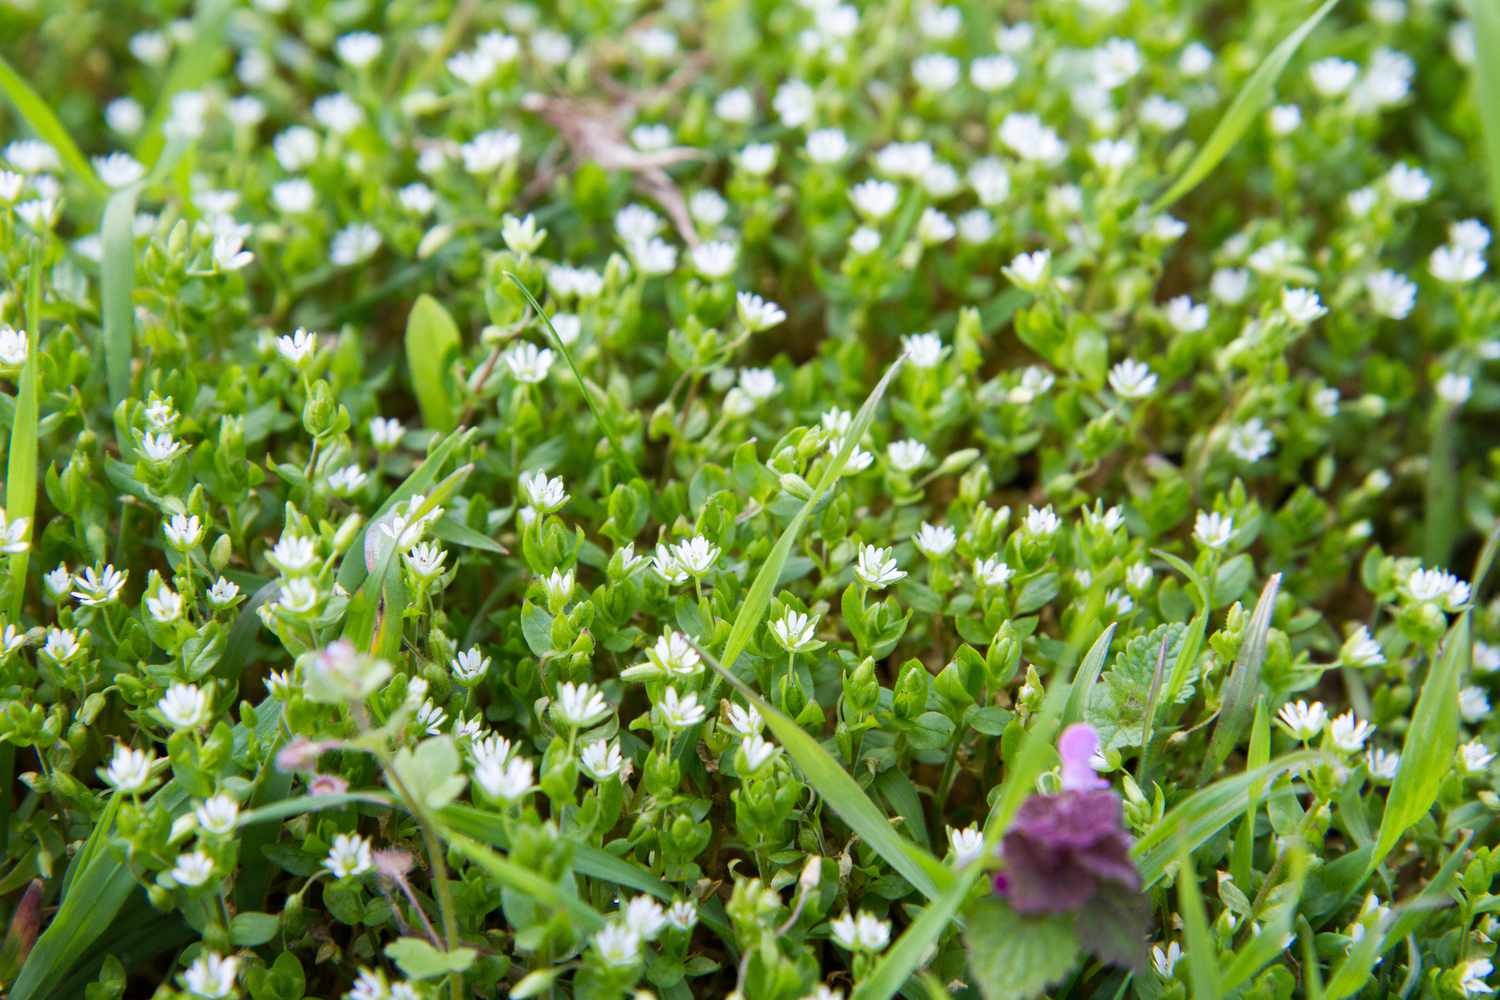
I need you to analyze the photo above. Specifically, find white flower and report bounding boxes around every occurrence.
[449,648,490,685]
[1329,711,1375,752]
[624,895,668,940]
[270,534,317,575]
[328,465,368,496]
[658,687,707,729]
[627,236,678,276]
[276,328,318,368]
[947,825,984,867]
[1141,95,1187,131]
[1309,57,1358,97]
[1436,373,1473,406]
[914,522,957,559]
[325,832,373,878]
[673,536,720,576]
[1126,563,1153,592]
[1227,418,1274,464]
[1341,626,1385,667]
[211,227,253,271]
[652,543,688,585]
[849,226,882,254]
[917,208,956,244]
[831,910,892,952]
[1090,138,1136,174]
[1384,162,1431,203]
[855,544,905,589]
[1211,268,1251,305]
[1366,747,1400,782]
[667,900,698,931]
[475,756,534,802]
[1277,699,1328,741]
[207,577,240,608]
[1366,269,1417,319]
[1152,942,1183,979]
[1108,359,1158,399]
[1005,249,1052,291]
[850,179,899,221]
[415,698,448,736]
[103,743,157,793]
[887,439,930,473]
[163,513,204,550]
[171,850,215,887]
[0,171,21,204]
[1461,741,1496,775]
[970,55,1018,92]
[447,47,498,86]
[806,128,850,164]
[470,735,513,772]
[504,342,555,383]
[773,79,815,128]
[370,416,405,450]
[737,142,778,177]
[336,31,383,68]
[0,509,28,554]
[397,182,436,217]
[42,628,80,662]
[1475,641,1500,674]
[141,431,183,463]
[593,923,642,967]
[1451,219,1492,253]
[404,542,447,581]
[182,952,239,998]
[553,681,610,729]
[739,733,780,774]
[73,564,128,606]
[1095,37,1142,88]
[998,112,1066,165]
[1405,567,1470,610]
[1430,244,1487,284]
[460,129,521,174]
[691,241,738,280]
[159,683,210,728]
[771,610,819,652]
[272,177,316,215]
[580,740,624,781]
[714,87,755,124]
[0,326,24,368]
[629,123,672,152]
[1193,511,1234,550]
[1280,287,1327,326]
[726,704,762,737]
[93,152,145,189]
[736,292,786,332]
[974,557,1013,588]
[739,368,778,401]
[1458,959,1494,997]
[901,332,946,369]
[312,93,364,135]
[1460,686,1490,724]
[1024,506,1060,536]
[331,223,381,267]
[195,794,240,834]
[1165,295,1209,334]
[873,142,933,180]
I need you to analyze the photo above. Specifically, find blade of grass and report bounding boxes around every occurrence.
[1133,751,1325,887]
[1176,847,1223,999]
[1201,574,1281,781]
[1472,522,1500,598]
[695,639,948,901]
[234,791,395,828]
[1473,0,1500,230]
[5,246,42,622]
[445,833,605,932]
[405,294,462,433]
[506,273,641,479]
[1152,0,1340,211]
[133,0,233,163]
[100,187,139,408]
[1423,409,1458,567]
[1367,611,1470,875]
[1061,622,1118,726]
[1230,696,1270,889]
[0,55,105,196]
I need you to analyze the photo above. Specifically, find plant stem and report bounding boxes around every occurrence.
[381,756,463,1000]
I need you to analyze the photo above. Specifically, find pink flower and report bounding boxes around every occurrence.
[1058,723,1108,792]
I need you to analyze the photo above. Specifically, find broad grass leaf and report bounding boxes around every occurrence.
[405,294,463,433]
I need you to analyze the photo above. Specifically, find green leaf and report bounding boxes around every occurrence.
[228,912,279,947]
[1152,0,1340,211]
[235,791,393,828]
[1473,0,1500,231]
[1423,407,1458,567]
[1202,574,1281,780]
[1368,611,1470,875]
[384,937,478,980]
[101,187,139,409]
[444,832,606,932]
[5,248,41,621]
[1175,847,1223,998]
[0,54,105,195]
[392,736,468,811]
[1087,622,1190,751]
[405,294,463,433]
[1061,622,1118,727]
[963,897,1078,1000]
[506,273,640,478]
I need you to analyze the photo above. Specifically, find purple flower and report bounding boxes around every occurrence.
[1058,722,1107,791]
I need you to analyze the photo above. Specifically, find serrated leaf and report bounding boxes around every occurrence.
[964,897,1078,1000]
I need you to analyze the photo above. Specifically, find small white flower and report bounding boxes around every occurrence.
[914,522,957,559]
[739,368,778,401]
[916,208,956,244]
[1460,686,1490,724]
[887,439,930,473]
[580,740,624,781]
[270,534,317,575]
[0,326,27,367]
[1384,162,1432,203]
[1211,268,1251,305]
[276,328,318,368]
[971,55,1018,92]
[73,564,128,606]
[726,704,763,737]
[1024,506,1060,536]
[1328,711,1375,752]
[1227,418,1274,464]
[476,756,535,803]
[93,152,145,189]
[103,743,157,793]
[1475,641,1500,675]
[974,557,1013,588]
[182,952,239,999]
[1366,269,1417,319]
[658,687,707,729]
[773,79,815,127]
[1461,741,1496,775]
[850,179,899,221]
[324,834,374,880]
[461,129,521,174]
[667,899,698,931]
[900,332,946,369]
[593,923,642,967]
[1430,244,1487,284]
[0,509,28,554]
[1141,95,1187,131]
[624,895,668,940]
[1277,699,1328,741]
[1005,249,1051,291]
[1451,219,1492,253]
[691,241,738,280]
[854,544,905,589]
[328,465,368,496]
[553,681,610,729]
[370,416,405,450]
[806,128,850,164]
[1309,57,1358,97]
[1108,359,1158,399]
[714,87,755,124]
[141,431,184,463]
[451,647,490,683]
[1458,959,1494,997]
[312,93,364,135]
[330,223,381,267]
[503,342,556,383]
[1341,626,1385,667]
[737,142,778,177]
[163,513,204,550]
[1280,287,1328,326]
[673,536,720,576]
[336,31,383,68]
[171,850,215,887]
[652,543,688,585]
[1152,942,1183,979]
[415,698,448,736]
[998,112,1066,165]
[1193,511,1234,550]
[404,542,447,581]
[739,733,780,774]
[42,628,82,663]
[736,292,787,332]
[272,177,316,214]
[1165,295,1209,334]
[1405,567,1470,610]
[1436,373,1473,407]
[771,610,819,652]
[195,794,240,834]
[397,182,436,217]
[947,825,984,867]
[212,227,253,271]
[831,910,892,952]
[207,577,240,608]
[1366,747,1400,782]
[159,683,209,728]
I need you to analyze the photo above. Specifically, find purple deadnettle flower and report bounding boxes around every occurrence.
[994,723,1141,916]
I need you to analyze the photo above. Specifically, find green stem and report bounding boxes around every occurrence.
[381,755,463,1000]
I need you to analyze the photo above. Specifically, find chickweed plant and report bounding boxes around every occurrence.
[0,1,1498,998]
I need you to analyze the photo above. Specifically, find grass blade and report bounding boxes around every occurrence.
[445,833,605,932]
[405,294,462,433]
[1473,0,1500,229]
[1061,622,1117,727]
[1133,751,1324,887]
[1152,0,1340,211]
[1367,611,1470,875]
[1472,521,1500,598]
[101,187,139,408]
[1202,574,1281,781]
[1423,410,1458,567]
[1176,847,1224,998]
[0,55,105,196]
[5,247,42,622]
[235,792,394,828]
[506,273,641,479]
[696,639,948,901]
